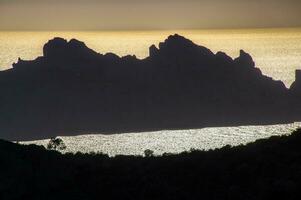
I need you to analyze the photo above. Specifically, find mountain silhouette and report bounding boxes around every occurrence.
[0,34,300,140]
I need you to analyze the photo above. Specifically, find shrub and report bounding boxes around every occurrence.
[47,137,67,151]
[144,149,154,157]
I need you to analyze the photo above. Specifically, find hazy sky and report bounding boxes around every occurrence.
[1,0,301,30]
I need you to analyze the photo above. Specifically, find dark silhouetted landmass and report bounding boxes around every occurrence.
[0,34,300,140]
[1,129,301,199]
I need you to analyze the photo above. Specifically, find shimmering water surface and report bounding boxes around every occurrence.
[21,123,301,156]
[2,29,301,155]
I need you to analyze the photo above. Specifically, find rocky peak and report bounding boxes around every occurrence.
[158,34,196,51]
[296,70,301,83]
[68,39,87,49]
[290,70,301,94]
[149,44,159,57]
[43,37,68,58]
[234,50,255,68]
[149,34,214,61]
[42,37,97,61]
[215,51,233,63]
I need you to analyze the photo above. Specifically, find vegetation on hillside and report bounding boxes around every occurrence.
[1,129,301,200]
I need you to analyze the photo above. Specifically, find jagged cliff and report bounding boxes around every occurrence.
[0,34,300,140]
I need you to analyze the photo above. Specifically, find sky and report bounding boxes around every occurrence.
[0,0,301,30]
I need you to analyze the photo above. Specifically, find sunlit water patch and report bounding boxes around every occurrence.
[21,122,301,156]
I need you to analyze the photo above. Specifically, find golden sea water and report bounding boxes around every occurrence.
[0,28,301,87]
[1,29,301,154]
[21,123,301,156]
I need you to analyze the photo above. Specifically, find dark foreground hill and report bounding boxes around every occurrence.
[1,129,301,200]
[0,34,301,140]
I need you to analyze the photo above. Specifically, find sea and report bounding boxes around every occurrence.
[1,28,301,155]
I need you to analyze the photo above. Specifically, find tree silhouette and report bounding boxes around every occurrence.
[47,137,67,151]
[144,149,154,157]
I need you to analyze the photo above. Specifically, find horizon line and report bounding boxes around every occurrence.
[1,26,301,32]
